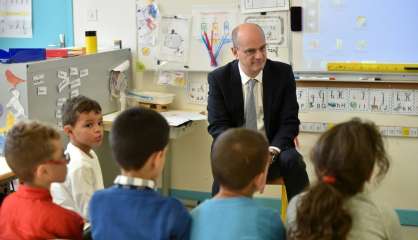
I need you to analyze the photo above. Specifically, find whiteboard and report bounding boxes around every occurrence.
[291,0,418,72]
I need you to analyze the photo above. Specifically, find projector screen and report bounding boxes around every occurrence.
[292,0,418,72]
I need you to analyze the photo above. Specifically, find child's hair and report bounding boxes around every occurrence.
[288,118,390,240]
[211,128,269,191]
[110,107,169,171]
[4,121,61,182]
[62,95,102,126]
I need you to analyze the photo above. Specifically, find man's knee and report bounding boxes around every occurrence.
[280,148,306,171]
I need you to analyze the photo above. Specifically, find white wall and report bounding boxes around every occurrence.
[73,0,418,238]
[72,0,137,54]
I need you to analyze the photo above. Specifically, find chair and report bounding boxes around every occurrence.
[268,178,287,222]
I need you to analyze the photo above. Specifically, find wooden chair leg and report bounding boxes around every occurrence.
[280,185,288,222]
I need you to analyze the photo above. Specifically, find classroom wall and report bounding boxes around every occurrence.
[73,0,418,237]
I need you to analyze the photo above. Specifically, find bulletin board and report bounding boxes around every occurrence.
[0,0,74,49]
[135,0,291,72]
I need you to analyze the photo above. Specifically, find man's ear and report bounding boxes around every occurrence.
[231,47,238,59]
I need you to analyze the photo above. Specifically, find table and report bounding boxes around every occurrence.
[103,110,206,196]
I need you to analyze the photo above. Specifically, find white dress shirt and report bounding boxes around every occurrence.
[238,62,280,154]
[51,142,104,220]
[239,63,264,131]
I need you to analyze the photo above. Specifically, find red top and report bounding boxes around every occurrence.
[0,184,84,240]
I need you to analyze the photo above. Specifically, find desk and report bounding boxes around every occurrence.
[0,156,16,185]
[103,110,206,196]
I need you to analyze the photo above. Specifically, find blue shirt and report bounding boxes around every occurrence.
[89,186,191,240]
[190,197,285,240]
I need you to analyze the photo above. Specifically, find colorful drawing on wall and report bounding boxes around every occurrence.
[192,5,238,41]
[6,88,25,120]
[1,69,26,131]
[0,112,16,134]
[5,69,25,88]
[136,0,160,59]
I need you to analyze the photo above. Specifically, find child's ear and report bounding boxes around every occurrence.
[254,171,267,193]
[149,149,165,168]
[63,125,73,136]
[34,164,49,180]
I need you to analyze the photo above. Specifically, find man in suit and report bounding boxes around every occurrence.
[207,23,309,200]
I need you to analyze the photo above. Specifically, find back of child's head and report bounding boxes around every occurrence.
[4,121,60,183]
[288,118,390,240]
[211,128,269,191]
[110,107,169,171]
[62,95,101,126]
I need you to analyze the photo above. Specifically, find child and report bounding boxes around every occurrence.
[89,107,191,239]
[51,95,104,220]
[0,121,83,239]
[190,128,286,240]
[286,118,402,240]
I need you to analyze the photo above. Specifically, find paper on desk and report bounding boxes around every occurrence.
[160,111,206,126]
[103,111,206,127]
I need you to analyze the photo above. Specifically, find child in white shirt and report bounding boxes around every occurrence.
[51,95,104,221]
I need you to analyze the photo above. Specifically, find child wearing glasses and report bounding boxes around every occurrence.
[51,95,104,221]
[0,121,83,239]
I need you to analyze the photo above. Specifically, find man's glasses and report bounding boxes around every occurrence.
[45,153,70,165]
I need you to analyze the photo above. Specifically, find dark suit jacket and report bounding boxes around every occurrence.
[207,59,300,150]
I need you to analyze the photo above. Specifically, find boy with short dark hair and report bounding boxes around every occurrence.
[190,128,286,240]
[51,95,104,220]
[89,107,191,239]
[0,121,83,239]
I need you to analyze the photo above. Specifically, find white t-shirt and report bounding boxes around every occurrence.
[286,192,403,240]
[51,142,104,220]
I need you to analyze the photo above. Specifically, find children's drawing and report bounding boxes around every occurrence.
[192,5,238,41]
[6,88,25,120]
[5,69,25,88]
[158,16,190,63]
[164,29,184,55]
[157,70,187,87]
[186,78,208,105]
[136,0,160,57]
